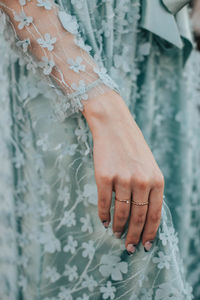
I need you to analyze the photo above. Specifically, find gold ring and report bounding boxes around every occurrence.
[131,200,149,206]
[115,196,130,204]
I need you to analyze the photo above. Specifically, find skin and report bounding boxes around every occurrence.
[0,0,165,253]
[82,89,164,253]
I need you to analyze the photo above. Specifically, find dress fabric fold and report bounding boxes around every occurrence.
[140,0,193,64]
[162,0,191,15]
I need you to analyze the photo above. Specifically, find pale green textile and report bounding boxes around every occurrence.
[0,0,199,299]
[140,0,193,62]
[162,0,191,15]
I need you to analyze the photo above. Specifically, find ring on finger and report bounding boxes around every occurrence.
[131,200,149,206]
[115,196,130,204]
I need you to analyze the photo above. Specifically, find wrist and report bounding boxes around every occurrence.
[81,89,132,136]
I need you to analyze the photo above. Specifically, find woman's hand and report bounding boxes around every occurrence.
[82,90,164,254]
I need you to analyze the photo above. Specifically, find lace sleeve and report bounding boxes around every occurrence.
[0,0,120,120]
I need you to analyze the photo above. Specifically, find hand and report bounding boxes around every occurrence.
[82,89,164,254]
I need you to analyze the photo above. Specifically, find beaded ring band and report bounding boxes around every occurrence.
[115,196,130,204]
[115,197,149,206]
[115,196,149,206]
[131,200,149,206]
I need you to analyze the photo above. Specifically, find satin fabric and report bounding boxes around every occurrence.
[140,0,193,63]
[162,0,191,15]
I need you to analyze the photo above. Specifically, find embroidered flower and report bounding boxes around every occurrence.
[114,48,131,73]
[58,11,79,34]
[152,251,171,269]
[81,274,98,292]
[58,287,73,300]
[74,126,88,143]
[93,66,120,92]
[38,56,55,75]
[67,56,86,73]
[37,33,56,51]
[38,182,50,196]
[36,134,49,151]
[57,186,70,208]
[74,37,92,53]
[16,38,30,53]
[80,214,93,233]
[82,183,98,206]
[155,283,181,300]
[63,265,78,281]
[45,266,60,283]
[159,227,179,252]
[36,0,53,10]
[100,281,116,300]
[81,240,95,259]
[65,144,78,156]
[71,80,88,100]
[37,201,51,217]
[26,59,38,73]
[14,11,33,30]
[56,211,76,229]
[38,224,61,254]
[63,235,78,254]
[99,254,128,281]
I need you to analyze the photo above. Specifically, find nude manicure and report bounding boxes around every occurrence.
[144,241,153,252]
[126,244,136,254]
[102,221,109,228]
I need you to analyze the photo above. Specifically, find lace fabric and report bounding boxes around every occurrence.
[0,0,120,121]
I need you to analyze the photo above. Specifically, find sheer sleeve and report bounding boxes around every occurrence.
[0,0,120,121]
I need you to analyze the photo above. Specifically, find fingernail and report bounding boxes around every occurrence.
[102,220,109,228]
[114,232,122,239]
[144,241,153,252]
[126,244,136,255]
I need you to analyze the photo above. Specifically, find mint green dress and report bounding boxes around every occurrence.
[0,0,199,299]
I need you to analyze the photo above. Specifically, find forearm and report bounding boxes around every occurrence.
[0,0,119,118]
[0,1,98,90]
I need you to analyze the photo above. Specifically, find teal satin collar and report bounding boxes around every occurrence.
[162,0,191,15]
[140,0,193,64]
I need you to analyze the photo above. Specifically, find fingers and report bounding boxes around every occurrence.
[142,176,164,251]
[97,167,164,256]
[97,175,113,228]
[112,177,132,238]
[125,185,149,254]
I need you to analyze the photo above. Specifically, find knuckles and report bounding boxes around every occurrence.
[149,209,161,224]
[133,212,146,225]
[97,173,113,185]
[97,169,164,191]
[115,208,129,221]
[133,175,150,190]
[153,172,165,189]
